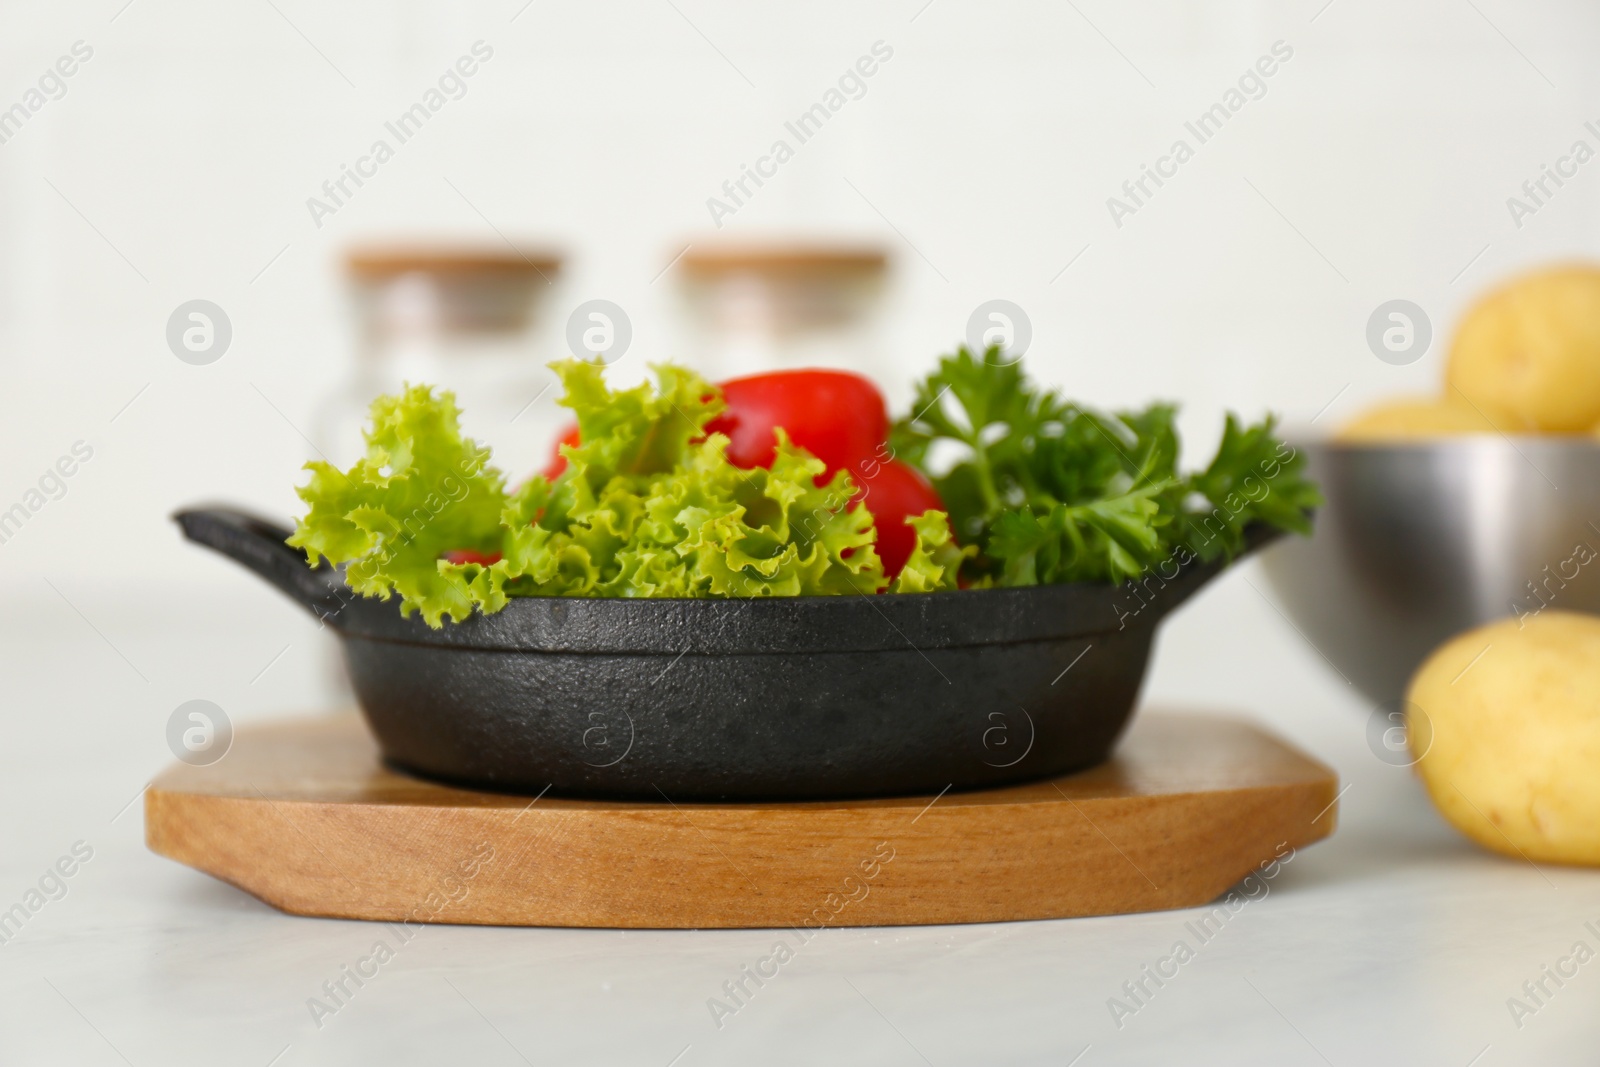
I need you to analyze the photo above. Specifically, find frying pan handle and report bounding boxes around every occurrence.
[173,506,354,628]
[1145,522,1290,619]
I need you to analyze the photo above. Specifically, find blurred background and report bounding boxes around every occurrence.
[3,0,1599,716]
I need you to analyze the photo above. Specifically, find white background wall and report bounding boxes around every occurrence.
[2,0,1597,712]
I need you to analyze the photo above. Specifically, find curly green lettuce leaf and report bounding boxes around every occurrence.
[291,361,963,626]
[559,358,723,479]
[889,511,970,593]
[485,426,887,600]
[679,432,885,597]
[287,385,508,626]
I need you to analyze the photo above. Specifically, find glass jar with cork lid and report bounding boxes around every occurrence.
[316,246,563,476]
[671,244,890,382]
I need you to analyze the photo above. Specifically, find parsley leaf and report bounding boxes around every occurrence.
[891,346,1320,586]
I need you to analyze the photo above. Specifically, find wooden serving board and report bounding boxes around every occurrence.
[145,713,1338,928]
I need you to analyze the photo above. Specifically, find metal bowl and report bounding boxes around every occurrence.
[1261,438,1600,706]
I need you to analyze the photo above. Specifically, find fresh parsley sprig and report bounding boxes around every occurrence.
[889,346,1320,587]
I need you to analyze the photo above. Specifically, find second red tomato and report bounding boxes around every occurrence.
[853,459,946,579]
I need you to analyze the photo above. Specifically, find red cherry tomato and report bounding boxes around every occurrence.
[441,549,502,565]
[704,370,888,479]
[541,423,580,481]
[853,459,945,579]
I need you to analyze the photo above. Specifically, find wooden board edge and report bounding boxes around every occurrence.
[144,772,1341,929]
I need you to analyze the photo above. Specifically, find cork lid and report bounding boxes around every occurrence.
[676,245,888,278]
[346,246,561,281]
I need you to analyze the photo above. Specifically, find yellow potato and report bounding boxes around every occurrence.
[1447,265,1600,433]
[1334,396,1502,442]
[1408,611,1600,865]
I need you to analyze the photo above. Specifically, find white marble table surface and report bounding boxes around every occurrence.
[1,559,1595,1066]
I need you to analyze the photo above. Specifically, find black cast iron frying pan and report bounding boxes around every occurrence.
[175,506,1277,801]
